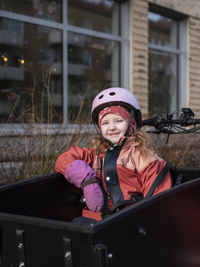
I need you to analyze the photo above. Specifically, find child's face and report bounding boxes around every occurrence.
[100,113,129,144]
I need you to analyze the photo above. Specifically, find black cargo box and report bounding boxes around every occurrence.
[0,166,200,267]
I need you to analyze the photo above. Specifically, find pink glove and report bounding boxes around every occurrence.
[65,160,104,212]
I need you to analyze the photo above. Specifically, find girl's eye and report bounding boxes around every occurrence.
[101,121,108,125]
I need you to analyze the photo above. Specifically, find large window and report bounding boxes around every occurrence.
[148,9,188,116]
[0,0,129,124]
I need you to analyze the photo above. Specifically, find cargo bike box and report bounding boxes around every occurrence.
[0,166,200,267]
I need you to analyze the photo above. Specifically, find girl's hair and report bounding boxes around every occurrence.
[90,129,153,156]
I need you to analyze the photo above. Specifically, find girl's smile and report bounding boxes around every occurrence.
[100,113,129,144]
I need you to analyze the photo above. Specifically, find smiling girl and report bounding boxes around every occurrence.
[55,87,172,224]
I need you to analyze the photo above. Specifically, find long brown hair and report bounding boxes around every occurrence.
[90,129,153,156]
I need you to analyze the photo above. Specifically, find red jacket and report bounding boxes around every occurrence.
[55,138,172,221]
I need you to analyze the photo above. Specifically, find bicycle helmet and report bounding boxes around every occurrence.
[91,87,142,129]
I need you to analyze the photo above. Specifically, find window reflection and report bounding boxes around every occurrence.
[148,11,179,115]
[0,0,122,124]
[149,50,177,115]
[68,0,120,35]
[0,18,63,123]
[0,0,62,22]
[148,12,178,49]
[68,32,120,122]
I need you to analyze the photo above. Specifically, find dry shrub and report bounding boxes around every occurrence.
[149,133,200,167]
[0,124,93,185]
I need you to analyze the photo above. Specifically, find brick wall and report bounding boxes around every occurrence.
[131,0,149,117]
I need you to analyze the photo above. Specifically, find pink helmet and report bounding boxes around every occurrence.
[91,87,142,128]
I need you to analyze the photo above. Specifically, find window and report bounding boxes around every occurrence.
[0,18,62,123]
[148,8,188,116]
[0,0,130,124]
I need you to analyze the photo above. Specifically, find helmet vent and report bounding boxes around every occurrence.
[99,95,104,99]
[109,92,116,96]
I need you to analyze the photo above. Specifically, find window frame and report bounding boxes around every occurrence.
[148,4,189,114]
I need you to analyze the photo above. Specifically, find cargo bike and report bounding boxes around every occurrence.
[0,108,200,267]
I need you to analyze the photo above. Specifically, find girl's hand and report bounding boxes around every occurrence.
[65,160,104,212]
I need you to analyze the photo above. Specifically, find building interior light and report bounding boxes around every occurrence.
[18,58,25,64]
[1,55,8,62]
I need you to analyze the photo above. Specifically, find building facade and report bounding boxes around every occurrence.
[1,0,200,129]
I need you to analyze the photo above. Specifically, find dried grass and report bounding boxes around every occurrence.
[0,124,92,185]
[150,133,200,167]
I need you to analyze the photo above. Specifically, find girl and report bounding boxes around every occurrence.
[55,87,172,223]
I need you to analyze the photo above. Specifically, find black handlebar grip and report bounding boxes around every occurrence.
[141,118,158,127]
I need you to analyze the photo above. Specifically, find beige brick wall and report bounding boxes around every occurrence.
[131,0,200,118]
[131,0,149,117]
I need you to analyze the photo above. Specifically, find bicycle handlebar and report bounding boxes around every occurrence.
[140,108,200,136]
[141,117,200,127]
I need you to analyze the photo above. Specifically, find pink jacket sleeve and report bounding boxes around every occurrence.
[55,146,96,175]
[139,160,173,197]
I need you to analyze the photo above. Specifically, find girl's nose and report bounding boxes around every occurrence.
[108,122,116,130]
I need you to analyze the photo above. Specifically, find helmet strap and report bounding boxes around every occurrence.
[125,109,135,136]
[94,123,113,147]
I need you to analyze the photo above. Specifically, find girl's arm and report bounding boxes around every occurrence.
[139,159,173,197]
[55,145,96,175]
[55,146,103,212]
